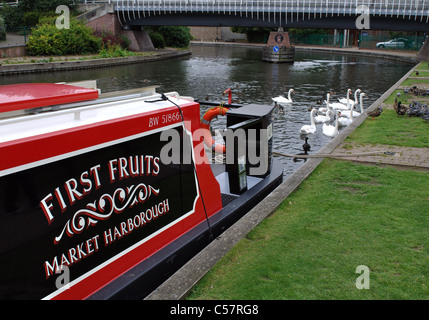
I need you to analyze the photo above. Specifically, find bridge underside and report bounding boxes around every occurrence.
[121,12,429,31]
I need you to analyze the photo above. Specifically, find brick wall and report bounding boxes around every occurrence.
[0,45,26,58]
[86,13,154,51]
[190,27,221,41]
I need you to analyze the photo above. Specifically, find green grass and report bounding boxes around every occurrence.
[383,89,415,105]
[344,110,429,148]
[400,78,429,86]
[416,61,429,70]
[188,160,429,300]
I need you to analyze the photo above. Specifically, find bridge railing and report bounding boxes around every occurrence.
[78,0,429,21]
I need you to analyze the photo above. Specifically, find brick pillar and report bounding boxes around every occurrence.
[86,13,154,52]
[262,31,295,63]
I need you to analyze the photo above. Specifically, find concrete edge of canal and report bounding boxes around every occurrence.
[144,54,420,300]
[0,49,192,75]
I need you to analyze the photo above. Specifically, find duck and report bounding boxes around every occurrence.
[396,101,407,116]
[300,108,317,135]
[293,137,311,162]
[393,98,407,116]
[367,106,383,119]
[275,103,285,114]
[302,137,311,153]
[338,89,361,107]
[322,110,340,137]
[272,88,295,105]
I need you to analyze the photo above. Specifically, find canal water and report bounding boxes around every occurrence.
[0,45,413,177]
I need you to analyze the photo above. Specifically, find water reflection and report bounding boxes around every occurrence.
[0,45,413,178]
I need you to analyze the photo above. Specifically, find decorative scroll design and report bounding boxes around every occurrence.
[54,183,159,244]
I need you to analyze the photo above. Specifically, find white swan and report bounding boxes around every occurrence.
[314,110,331,123]
[272,88,295,105]
[342,92,367,118]
[300,108,317,135]
[338,89,361,107]
[319,93,332,114]
[328,89,353,110]
[322,110,339,137]
[338,110,353,126]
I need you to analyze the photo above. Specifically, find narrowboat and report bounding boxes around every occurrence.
[0,81,283,300]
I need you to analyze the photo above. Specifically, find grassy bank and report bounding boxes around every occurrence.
[187,62,429,300]
[189,160,428,300]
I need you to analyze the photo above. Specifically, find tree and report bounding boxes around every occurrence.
[18,0,77,12]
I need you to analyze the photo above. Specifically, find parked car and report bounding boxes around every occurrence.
[376,38,414,49]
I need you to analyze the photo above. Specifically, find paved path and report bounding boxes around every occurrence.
[332,142,429,169]
[0,32,27,48]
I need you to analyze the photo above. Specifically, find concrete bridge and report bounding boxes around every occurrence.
[78,0,429,31]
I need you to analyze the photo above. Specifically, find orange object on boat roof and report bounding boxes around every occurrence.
[0,83,99,113]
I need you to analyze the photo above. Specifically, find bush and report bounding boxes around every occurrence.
[93,29,130,50]
[0,4,23,29]
[149,32,165,49]
[0,17,6,41]
[23,11,43,26]
[157,26,192,48]
[98,43,136,58]
[18,0,77,13]
[27,18,102,56]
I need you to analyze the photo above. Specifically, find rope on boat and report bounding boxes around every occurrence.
[273,151,396,159]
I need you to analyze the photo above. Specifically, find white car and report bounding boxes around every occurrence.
[376,38,413,49]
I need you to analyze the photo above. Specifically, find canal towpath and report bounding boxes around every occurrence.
[145,55,427,300]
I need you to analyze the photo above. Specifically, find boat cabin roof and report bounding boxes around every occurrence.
[0,83,194,144]
[0,83,99,113]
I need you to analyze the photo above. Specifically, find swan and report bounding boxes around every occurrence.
[338,110,353,126]
[272,88,295,105]
[345,92,367,118]
[300,108,317,135]
[318,93,333,114]
[322,110,339,137]
[328,89,353,110]
[314,110,332,123]
[338,89,361,107]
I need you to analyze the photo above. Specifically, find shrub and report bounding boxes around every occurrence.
[27,18,102,56]
[149,32,165,49]
[98,42,136,58]
[93,29,130,50]
[0,4,23,29]
[157,26,192,48]
[0,17,6,41]
[23,11,43,26]
[18,0,77,13]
